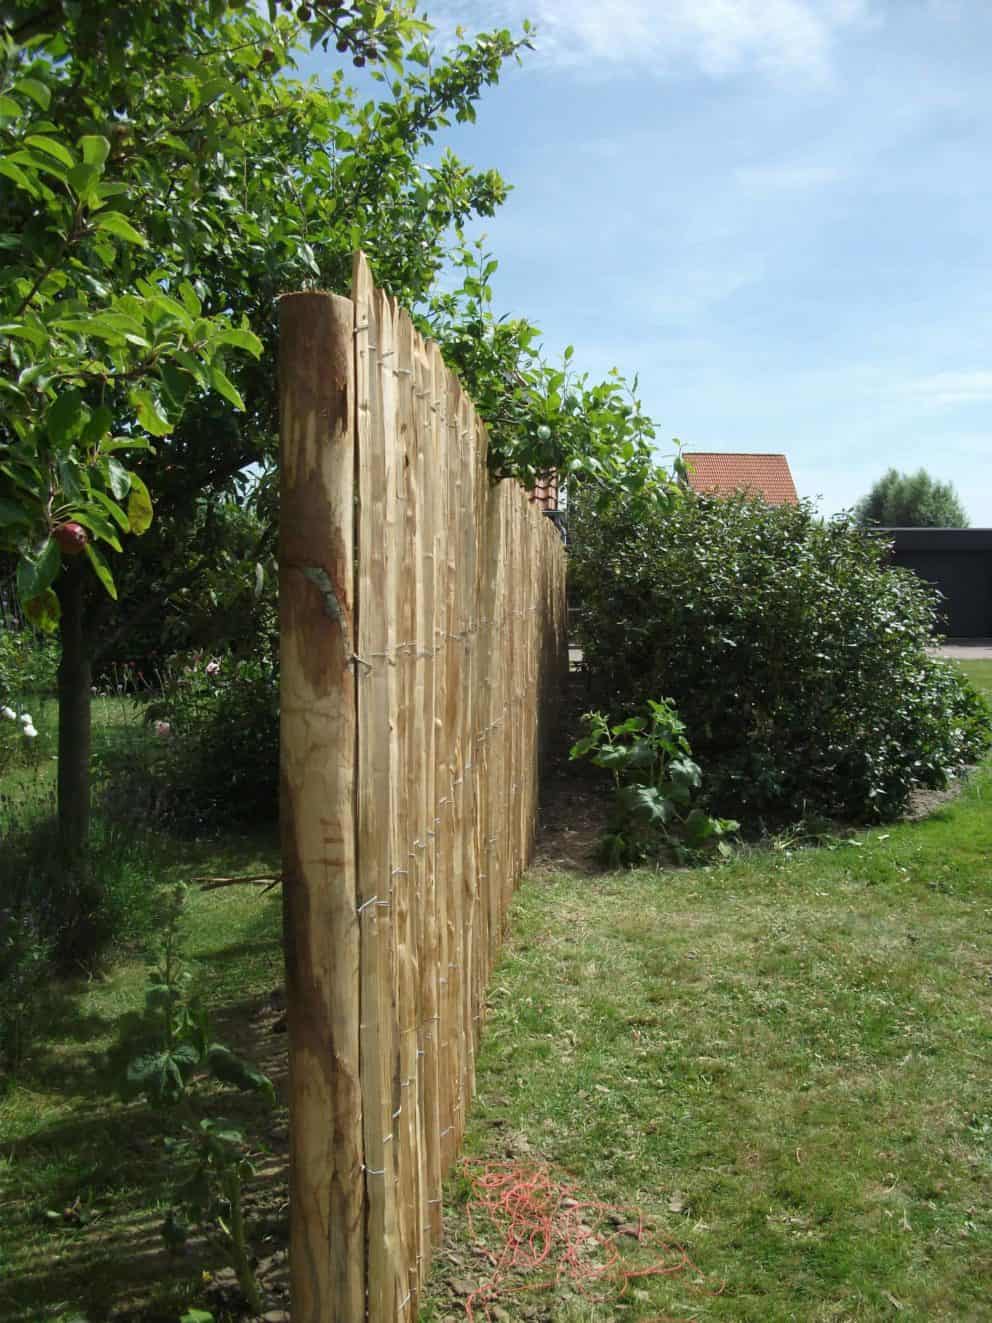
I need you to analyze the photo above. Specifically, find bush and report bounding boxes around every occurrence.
[570,700,738,866]
[99,652,278,836]
[0,791,164,1067]
[570,492,992,822]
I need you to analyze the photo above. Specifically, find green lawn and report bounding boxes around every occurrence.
[421,660,992,1322]
[0,835,284,1323]
[3,662,991,1321]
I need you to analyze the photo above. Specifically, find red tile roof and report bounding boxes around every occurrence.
[683,452,798,505]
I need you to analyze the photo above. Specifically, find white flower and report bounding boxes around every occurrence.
[0,706,15,721]
[154,720,172,739]
[19,712,32,725]
[205,659,221,676]
[22,724,38,739]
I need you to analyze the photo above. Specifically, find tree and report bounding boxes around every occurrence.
[2,0,680,861]
[0,0,524,854]
[855,468,969,528]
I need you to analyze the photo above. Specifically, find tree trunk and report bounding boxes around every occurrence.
[56,557,91,859]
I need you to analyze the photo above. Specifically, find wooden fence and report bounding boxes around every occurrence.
[279,254,568,1323]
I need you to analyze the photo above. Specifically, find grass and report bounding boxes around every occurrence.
[0,839,284,1323]
[421,660,992,1322]
[3,660,991,1321]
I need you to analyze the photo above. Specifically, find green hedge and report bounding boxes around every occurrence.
[569,492,992,822]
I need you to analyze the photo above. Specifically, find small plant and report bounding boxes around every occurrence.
[113,884,274,1314]
[570,699,739,866]
[0,703,43,777]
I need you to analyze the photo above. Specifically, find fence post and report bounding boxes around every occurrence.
[279,291,365,1323]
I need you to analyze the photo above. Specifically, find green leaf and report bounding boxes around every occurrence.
[127,473,153,534]
[206,1044,275,1102]
[13,77,51,110]
[0,94,22,118]
[105,458,131,501]
[17,536,60,601]
[178,280,202,317]
[91,489,131,533]
[84,541,117,600]
[216,326,263,357]
[80,402,113,446]
[48,389,85,446]
[24,134,75,168]
[131,389,173,436]
[79,134,110,168]
[0,158,33,191]
[72,509,122,551]
[93,212,147,246]
[0,497,32,529]
[67,162,100,200]
[209,365,245,411]
[23,587,59,632]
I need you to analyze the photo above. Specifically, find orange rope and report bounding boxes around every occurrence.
[458,1159,713,1321]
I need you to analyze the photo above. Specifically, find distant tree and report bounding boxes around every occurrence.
[855,469,969,528]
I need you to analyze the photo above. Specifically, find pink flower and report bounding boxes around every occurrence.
[154,720,172,739]
[205,659,221,676]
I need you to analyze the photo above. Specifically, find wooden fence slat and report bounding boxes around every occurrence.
[354,253,402,1323]
[279,291,365,1323]
[282,256,568,1323]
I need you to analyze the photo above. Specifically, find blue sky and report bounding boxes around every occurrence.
[340,1,992,520]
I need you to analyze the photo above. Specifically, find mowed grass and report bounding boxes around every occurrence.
[423,661,992,1322]
[0,836,284,1323]
[3,661,990,1320]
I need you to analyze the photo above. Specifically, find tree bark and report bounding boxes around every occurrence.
[56,556,92,859]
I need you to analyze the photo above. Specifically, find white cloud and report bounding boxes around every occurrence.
[906,371,992,407]
[424,0,873,81]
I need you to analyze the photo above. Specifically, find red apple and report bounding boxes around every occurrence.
[53,521,89,556]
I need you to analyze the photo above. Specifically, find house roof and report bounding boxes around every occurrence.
[683,452,799,505]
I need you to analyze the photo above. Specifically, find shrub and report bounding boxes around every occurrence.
[570,699,738,866]
[569,492,992,822]
[99,652,278,836]
[0,623,59,699]
[0,790,164,1067]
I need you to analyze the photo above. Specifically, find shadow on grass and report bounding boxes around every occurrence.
[2,977,289,1322]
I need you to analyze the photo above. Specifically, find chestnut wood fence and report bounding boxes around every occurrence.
[279,254,568,1323]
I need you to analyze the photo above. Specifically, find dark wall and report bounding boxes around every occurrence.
[877,529,992,638]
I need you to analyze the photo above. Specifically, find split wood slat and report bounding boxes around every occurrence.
[278,292,365,1323]
[281,257,567,1323]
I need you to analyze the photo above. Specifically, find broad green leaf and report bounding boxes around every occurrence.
[24,134,75,168]
[178,280,201,316]
[91,489,130,533]
[67,162,100,200]
[48,389,85,445]
[84,541,118,600]
[127,473,153,534]
[56,456,85,502]
[0,497,31,528]
[79,134,110,168]
[13,77,51,110]
[17,535,60,601]
[105,457,131,500]
[149,292,193,326]
[131,389,173,436]
[0,159,33,191]
[216,326,263,357]
[23,587,60,632]
[206,1044,275,1102]
[209,365,245,411]
[93,211,147,246]
[72,509,122,551]
[0,95,22,118]
[80,403,113,446]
